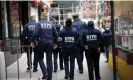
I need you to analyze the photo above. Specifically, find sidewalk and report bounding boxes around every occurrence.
[6,53,121,80]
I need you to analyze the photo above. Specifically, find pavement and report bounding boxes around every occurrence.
[6,53,121,80]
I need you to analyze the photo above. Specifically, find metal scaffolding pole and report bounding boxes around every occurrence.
[110,1,116,80]
[58,4,61,24]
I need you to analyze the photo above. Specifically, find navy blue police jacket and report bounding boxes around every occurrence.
[81,25,103,50]
[21,20,36,42]
[32,18,58,44]
[72,19,87,35]
[103,29,112,46]
[59,27,79,48]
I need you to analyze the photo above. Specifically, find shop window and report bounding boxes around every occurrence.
[9,1,20,38]
[116,13,133,51]
[114,18,119,34]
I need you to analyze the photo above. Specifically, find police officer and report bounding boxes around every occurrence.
[53,23,64,72]
[59,18,79,80]
[72,14,87,73]
[81,21,103,80]
[31,11,58,80]
[21,16,38,71]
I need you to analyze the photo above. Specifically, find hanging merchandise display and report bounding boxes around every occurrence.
[34,0,40,6]
[42,5,47,10]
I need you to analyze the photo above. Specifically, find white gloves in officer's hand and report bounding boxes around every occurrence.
[31,42,35,48]
[85,45,88,50]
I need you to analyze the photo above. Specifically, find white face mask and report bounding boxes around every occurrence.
[105,27,110,30]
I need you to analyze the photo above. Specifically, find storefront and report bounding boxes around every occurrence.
[108,1,133,80]
[0,1,39,67]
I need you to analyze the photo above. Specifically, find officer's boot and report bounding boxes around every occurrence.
[42,74,48,79]
[79,67,83,74]
[33,67,38,72]
[64,74,69,79]
[27,62,32,71]
[69,76,74,80]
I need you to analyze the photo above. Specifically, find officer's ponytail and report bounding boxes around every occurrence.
[65,18,72,27]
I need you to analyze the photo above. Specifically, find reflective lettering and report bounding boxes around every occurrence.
[28,25,35,30]
[65,37,74,42]
[41,23,52,29]
[86,35,97,41]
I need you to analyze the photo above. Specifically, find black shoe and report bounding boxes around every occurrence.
[33,68,38,72]
[64,75,69,79]
[53,69,57,73]
[96,77,101,80]
[42,74,48,79]
[27,67,32,71]
[69,76,74,80]
[79,69,83,74]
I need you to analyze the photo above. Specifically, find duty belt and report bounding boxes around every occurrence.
[39,37,52,41]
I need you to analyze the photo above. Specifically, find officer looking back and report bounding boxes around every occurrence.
[72,14,87,74]
[81,21,103,80]
[53,23,64,72]
[21,16,38,71]
[31,11,58,80]
[59,18,79,80]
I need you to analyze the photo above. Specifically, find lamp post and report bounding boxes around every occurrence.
[110,1,116,80]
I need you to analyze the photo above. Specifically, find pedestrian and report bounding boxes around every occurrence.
[59,18,79,80]
[31,11,58,80]
[103,23,112,62]
[81,21,103,80]
[21,15,38,72]
[72,14,87,74]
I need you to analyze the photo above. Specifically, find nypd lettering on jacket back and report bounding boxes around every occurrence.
[28,25,35,31]
[86,35,97,41]
[65,37,75,42]
[41,23,52,29]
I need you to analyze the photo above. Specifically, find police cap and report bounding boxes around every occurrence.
[72,14,79,18]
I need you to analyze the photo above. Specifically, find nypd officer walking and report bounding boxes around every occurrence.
[72,14,87,73]
[53,23,64,72]
[31,11,58,80]
[21,16,38,71]
[81,21,103,80]
[59,18,79,80]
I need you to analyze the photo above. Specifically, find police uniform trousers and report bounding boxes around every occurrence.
[76,46,84,70]
[53,48,64,71]
[33,46,38,69]
[62,47,76,79]
[36,41,53,80]
[85,48,101,80]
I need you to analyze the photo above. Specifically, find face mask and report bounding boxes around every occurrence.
[105,28,110,30]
